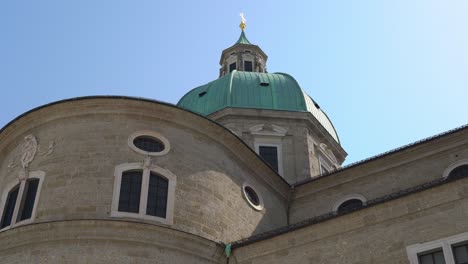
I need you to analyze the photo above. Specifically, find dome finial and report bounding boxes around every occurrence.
[239,12,246,31]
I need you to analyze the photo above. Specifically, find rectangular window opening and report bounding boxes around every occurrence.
[244,61,253,72]
[418,249,446,264]
[118,171,143,213]
[18,178,39,221]
[146,172,168,218]
[229,63,236,72]
[453,242,468,264]
[259,146,279,172]
[0,185,20,229]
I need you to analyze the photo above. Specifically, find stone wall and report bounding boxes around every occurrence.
[290,127,468,223]
[210,108,346,184]
[230,177,468,263]
[0,220,225,263]
[0,97,289,259]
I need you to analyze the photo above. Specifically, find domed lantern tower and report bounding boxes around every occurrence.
[178,15,347,184]
[219,13,268,77]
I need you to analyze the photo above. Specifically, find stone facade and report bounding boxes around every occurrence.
[0,96,466,263]
[1,27,467,263]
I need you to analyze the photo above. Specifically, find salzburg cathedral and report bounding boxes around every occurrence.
[0,17,467,264]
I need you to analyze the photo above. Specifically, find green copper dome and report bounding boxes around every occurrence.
[177,71,340,143]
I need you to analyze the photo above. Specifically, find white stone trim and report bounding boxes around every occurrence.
[319,155,333,175]
[442,159,468,179]
[242,182,264,211]
[111,162,176,225]
[128,130,171,156]
[254,138,284,176]
[0,170,45,232]
[249,124,288,137]
[332,194,367,212]
[406,231,468,264]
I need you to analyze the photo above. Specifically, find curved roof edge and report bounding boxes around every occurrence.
[0,95,291,187]
[274,72,340,144]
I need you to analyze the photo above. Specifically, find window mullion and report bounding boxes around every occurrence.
[140,168,150,216]
[11,180,26,225]
[443,241,456,264]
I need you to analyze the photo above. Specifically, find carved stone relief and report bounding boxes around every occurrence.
[6,134,57,180]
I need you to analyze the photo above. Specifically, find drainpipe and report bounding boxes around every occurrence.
[225,243,231,263]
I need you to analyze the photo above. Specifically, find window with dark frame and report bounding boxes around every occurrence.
[18,178,39,221]
[146,172,168,218]
[244,61,253,72]
[0,185,20,229]
[418,249,446,264]
[0,177,41,230]
[453,242,468,264]
[259,146,279,172]
[229,62,236,72]
[118,171,142,213]
[118,170,169,219]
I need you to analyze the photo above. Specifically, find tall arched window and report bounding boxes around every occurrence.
[0,171,44,230]
[111,163,176,225]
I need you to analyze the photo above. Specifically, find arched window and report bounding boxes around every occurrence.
[337,199,364,214]
[443,160,468,181]
[0,171,44,230]
[111,163,176,225]
[447,165,468,181]
[333,194,366,214]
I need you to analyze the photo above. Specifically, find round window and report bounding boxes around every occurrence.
[133,136,165,153]
[128,131,170,156]
[242,184,263,210]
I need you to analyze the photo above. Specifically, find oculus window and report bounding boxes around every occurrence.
[133,136,165,153]
[242,183,263,211]
[128,131,170,156]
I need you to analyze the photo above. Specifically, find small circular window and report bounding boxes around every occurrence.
[128,131,170,156]
[242,184,263,211]
[133,136,165,153]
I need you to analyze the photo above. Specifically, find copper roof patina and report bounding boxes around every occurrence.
[177,71,340,144]
[235,31,251,45]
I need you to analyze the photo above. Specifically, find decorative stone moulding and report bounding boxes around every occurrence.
[249,124,288,137]
[128,130,171,156]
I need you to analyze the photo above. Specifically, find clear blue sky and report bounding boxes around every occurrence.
[1,0,467,165]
